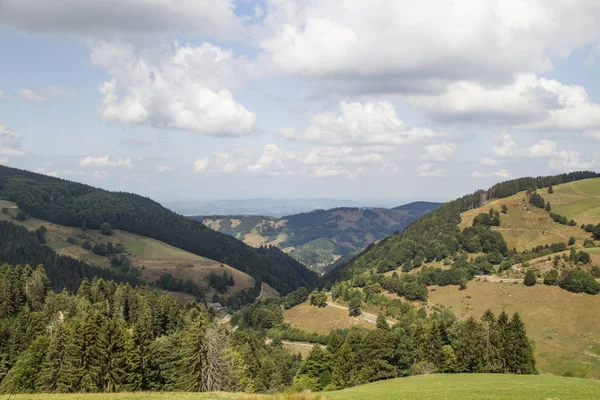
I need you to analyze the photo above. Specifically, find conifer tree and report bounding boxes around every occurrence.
[0,336,49,394]
[178,309,211,391]
[481,310,500,372]
[326,332,344,354]
[37,324,68,392]
[439,345,457,373]
[331,342,355,389]
[376,313,389,330]
[505,313,536,374]
[97,319,128,392]
[26,266,50,311]
[204,323,233,392]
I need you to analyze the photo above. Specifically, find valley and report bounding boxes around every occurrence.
[193,202,441,271]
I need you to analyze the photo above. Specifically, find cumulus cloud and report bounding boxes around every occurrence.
[312,165,362,179]
[420,143,457,162]
[472,169,511,178]
[491,133,556,158]
[34,167,58,177]
[0,125,25,158]
[408,74,600,131]
[80,155,132,168]
[417,163,442,178]
[18,86,75,102]
[0,0,242,39]
[193,158,209,173]
[256,0,600,95]
[156,165,171,172]
[480,157,498,166]
[280,101,439,146]
[247,145,286,175]
[90,41,257,136]
[92,170,109,179]
[549,151,592,171]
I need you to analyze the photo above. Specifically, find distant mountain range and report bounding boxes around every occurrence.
[166,198,411,218]
[188,201,442,271]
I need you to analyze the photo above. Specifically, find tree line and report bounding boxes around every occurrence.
[0,165,318,294]
[0,264,303,394]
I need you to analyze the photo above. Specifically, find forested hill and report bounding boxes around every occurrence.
[192,201,442,270]
[327,171,600,282]
[0,166,318,294]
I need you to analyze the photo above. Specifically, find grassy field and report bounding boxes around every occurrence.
[9,374,600,399]
[9,393,324,400]
[283,302,373,335]
[429,280,600,378]
[0,200,257,300]
[326,374,600,400]
[459,181,599,252]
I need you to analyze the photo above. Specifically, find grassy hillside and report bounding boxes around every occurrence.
[0,165,318,294]
[283,302,374,335]
[195,202,441,270]
[0,199,256,301]
[326,374,600,400]
[429,280,600,378]
[459,178,600,251]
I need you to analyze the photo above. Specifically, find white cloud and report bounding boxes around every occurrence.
[34,167,58,177]
[312,165,361,179]
[80,155,132,168]
[194,158,209,173]
[257,1,600,95]
[280,101,439,146]
[247,144,285,175]
[408,74,600,131]
[480,157,498,166]
[0,90,9,101]
[472,169,511,178]
[18,85,75,102]
[0,0,242,40]
[156,165,171,172]
[491,133,556,159]
[0,124,25,158]
[417,163,442,178]
[91,41,257,136]
[92,170,109,179]
[549,151,592,171]
[420,142,457,162]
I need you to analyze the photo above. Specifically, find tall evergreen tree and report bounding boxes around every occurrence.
[331,342,355,389]
[505,313,536,374]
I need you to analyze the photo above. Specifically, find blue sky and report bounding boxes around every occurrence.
[0,0,599,204]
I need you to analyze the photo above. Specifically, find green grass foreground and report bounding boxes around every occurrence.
[9,374,600,400]
[326,374,600,400]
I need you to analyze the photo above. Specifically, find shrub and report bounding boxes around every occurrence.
[543,269,559,286]
[100,221,113,235]
[559,270,600,294]
[81,240,92,250]
[15,210,27,221]
[523,270,537,286]
[568,237,576,246]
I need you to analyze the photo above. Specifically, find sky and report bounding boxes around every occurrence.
[0,0,600,205]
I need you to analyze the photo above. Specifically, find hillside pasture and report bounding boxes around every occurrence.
[283,302,373,335]
[0,200,256,299]
[428,280,600,378]
[459,188,595,252]
[326,374,600,400]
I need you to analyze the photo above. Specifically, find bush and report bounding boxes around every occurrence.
[81,240,92,250]
[568,237,576,246]
[100,221,113,235]
[543,269,559,286]
[559,270,600,294]
[523,270,537,286]
[15,210,27,221]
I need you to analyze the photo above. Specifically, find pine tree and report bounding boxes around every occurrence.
[331,342,355,389]
[439,345,457,373]
[327,332,344,354]
[505,313,536,374]
[77,278,92,302]
[495,311,510,373]
[481,310,500,372]
[452,317,484,373]
[178,310,210,391]
[126,320,157,391]
[37,324,68,392]
[204,324,233,392]
[0,336,49,394]
[97,319,128,392]
[26,266,50,311]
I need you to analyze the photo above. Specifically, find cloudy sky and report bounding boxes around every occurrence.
[1,0,599,204]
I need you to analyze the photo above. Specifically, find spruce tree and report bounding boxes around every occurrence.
[97,319,128,392]
[37,324,68,392]
[331,342,355,389]
[178,310,210,391]
[505,313,536,374]
[204,324,233,392]
[481,310,500,372]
